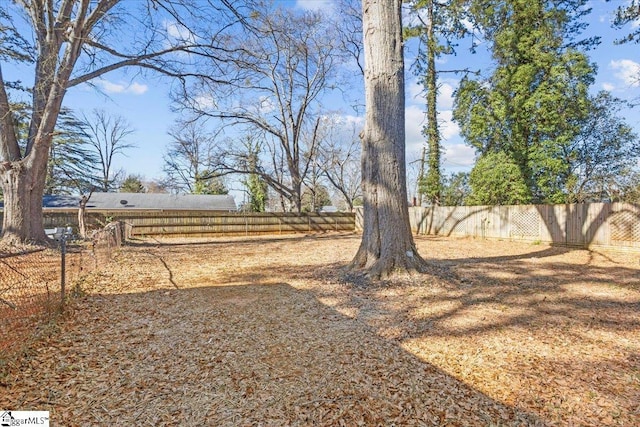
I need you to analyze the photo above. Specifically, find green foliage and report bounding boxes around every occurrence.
[193,172,228,195]
[0,8,33,63]
[466,152,530,206]
[240,138,268,212]
[612,0,640,44]
[440,172,471,206]
[47,109,100,194]
[245,173,268,212]
[419,165,442,205]
[301,185,332,213]
[453,0,597,204]
[119,175,146,193]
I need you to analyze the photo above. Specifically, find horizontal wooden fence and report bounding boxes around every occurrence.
[31,209,356,238]
[404,202,640,250]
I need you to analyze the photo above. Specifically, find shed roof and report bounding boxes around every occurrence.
[42,192,237,211]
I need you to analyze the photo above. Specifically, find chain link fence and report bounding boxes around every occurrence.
[0,222,125,368]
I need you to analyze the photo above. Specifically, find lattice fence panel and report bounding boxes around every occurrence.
[510,209,541,237]
[610,210,640,242]
[443,210,468,234]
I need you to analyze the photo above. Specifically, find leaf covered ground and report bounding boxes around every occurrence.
[1,233,638,426]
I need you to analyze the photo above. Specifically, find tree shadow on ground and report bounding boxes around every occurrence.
[2,283,543,426]
[213,241,639,425]
[314,252,640,425]
[15,235,634,425]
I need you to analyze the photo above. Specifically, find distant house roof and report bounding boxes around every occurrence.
[42,192,237,211]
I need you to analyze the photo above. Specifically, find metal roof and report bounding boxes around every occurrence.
[41,192,237,211]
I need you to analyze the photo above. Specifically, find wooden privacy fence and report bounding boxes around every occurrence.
[21,210,356,238]
[404,202,640,250]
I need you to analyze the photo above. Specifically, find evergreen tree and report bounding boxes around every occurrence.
[119,175,146,193]
[301,185,332,213]
[244,172,268,212]
[10,103,98,195]
[466,151,530,205]
[193,171,228,195]
[47,109,100,194]
[240,137,268,212]
[453,0,597,203]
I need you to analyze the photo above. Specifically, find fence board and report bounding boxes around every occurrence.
[0,210,356,238]
[399,202,639,250]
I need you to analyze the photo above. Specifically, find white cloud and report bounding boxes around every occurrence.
[405,105,462,152]
[342,115,364,127]
[193,94,216,109]
[296,0,334,12]
[438,82,456,109]
[164,20,197,44]
[96,79,126,93]
[95,79,148,95]
[438,110,460,140]
[460,18,474,32]
[128,82,148,95]
[405,105,427,153]
[407,78,458,109]
[258,96,275,114]
[610,59,640,87]
[602,82,615,91]
[443,143,476,168]
[408,79,424,101]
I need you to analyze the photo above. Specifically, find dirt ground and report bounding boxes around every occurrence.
[1,233,638,426]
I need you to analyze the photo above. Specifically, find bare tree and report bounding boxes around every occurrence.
[0,0,244,244]
[144,179,169,194]
[349,0,426,279]
[162,120,226,194]
[174,3,346,212]
[316,116,362,211]
[82,110,134,192]
[336,0,365,79]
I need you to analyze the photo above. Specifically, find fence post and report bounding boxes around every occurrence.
[60,236,66,311]
[54,226,72,312]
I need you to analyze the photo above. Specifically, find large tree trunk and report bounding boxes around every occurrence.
[349,0,426,279]
[1,161,49,245]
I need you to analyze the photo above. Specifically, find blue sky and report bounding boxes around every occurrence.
[4,0,640,201]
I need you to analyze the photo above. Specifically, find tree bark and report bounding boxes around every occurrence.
[349,0,426,279]
[78,194,89,239]
[1,160,48,245]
